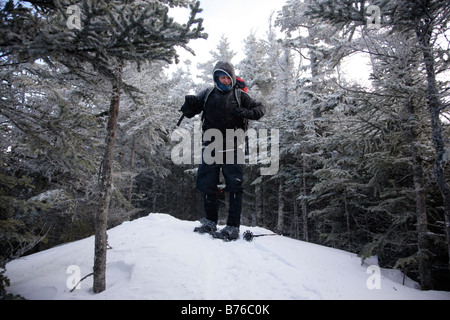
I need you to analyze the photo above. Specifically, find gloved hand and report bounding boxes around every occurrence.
[185,95,198,105]
[232,107,256,120]
[180,95,201,118]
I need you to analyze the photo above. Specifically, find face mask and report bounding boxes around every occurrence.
[215,71,233,92]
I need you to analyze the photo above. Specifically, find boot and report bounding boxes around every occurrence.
[212,225,240,241]
[194,218,217,234]
[193,193,218,233]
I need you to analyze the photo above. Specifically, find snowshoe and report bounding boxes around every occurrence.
[193,218,217,234]
[211,225,240,241]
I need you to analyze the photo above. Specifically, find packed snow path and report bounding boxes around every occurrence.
[6,214,450,300]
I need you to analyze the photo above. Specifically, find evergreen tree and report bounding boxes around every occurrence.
[0,47,104,266]
[197,34,236,85]
[237,31,272,98]
[1,0,206,293]
[303,0,449,289]
[275,0,350,241]
[388,0,450,276]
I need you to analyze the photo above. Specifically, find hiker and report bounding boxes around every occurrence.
[180,61,266,241]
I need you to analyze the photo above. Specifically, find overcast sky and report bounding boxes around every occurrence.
[169,0,287,74]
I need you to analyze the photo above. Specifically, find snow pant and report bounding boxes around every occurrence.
[201,192,243,228]
[196,151,244,228]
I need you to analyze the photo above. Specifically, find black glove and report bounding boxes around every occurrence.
[232,107,256,120]
[180,95,201,118]
[185,95,198,105]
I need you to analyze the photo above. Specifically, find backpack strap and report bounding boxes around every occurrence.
[234,87,242,108]
[201,87,215,123]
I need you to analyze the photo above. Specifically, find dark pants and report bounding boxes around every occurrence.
[196,151,244,227]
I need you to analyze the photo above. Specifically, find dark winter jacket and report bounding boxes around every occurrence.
[181,61,266,134]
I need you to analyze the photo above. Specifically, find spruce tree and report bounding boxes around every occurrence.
[303,0,449,288]
[197,35,236,85]
[390,0,450,275]
[237,32,273,97]
[1,0,206,293]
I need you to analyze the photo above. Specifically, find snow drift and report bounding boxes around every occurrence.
[5,213,450,300]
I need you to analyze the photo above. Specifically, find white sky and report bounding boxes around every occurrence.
[168,1,373,87]
[169,0,287,74]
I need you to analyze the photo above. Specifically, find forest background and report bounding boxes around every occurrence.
[1,0,449,293]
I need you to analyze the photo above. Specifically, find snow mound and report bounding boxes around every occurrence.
[6,213,450,300]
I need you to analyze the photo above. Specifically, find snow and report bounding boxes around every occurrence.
[5,213,450,300]
[28,189,69,203]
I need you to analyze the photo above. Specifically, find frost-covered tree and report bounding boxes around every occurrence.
[355,31,437,289]
[237,32,272,98]
[197,34,236,85]
[168,59,196,104]
[302,0,450,289]
[0,0,206,293]
[388,0,450,276]
[0,55,105,265]
[270,0,347,240]
[305,0,450,278]
[116,60,180,211]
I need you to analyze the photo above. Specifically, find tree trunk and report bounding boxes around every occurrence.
[302,158,309,242]
[262,182,266,227]
[293,187,299,239]
[93,71,122,293]
[408,102,433,290]
[127,136,136,201]
[277,181,285,233]
[410,118,433,290]
[344,189,351,250]
[255,182,262,227]
[416,24,450,273]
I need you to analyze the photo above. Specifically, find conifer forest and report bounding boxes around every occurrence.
[1,0,449,293]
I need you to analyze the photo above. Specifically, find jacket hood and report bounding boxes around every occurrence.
[213,61,236,88]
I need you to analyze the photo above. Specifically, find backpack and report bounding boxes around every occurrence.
[236,77,248,93]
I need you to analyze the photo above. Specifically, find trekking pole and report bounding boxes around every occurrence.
[176,114,185,128]
[242,230,279,242]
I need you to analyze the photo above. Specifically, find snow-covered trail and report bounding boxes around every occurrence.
[5,213,450,300]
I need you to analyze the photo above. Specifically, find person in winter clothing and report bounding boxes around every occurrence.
[180,61,266,240]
